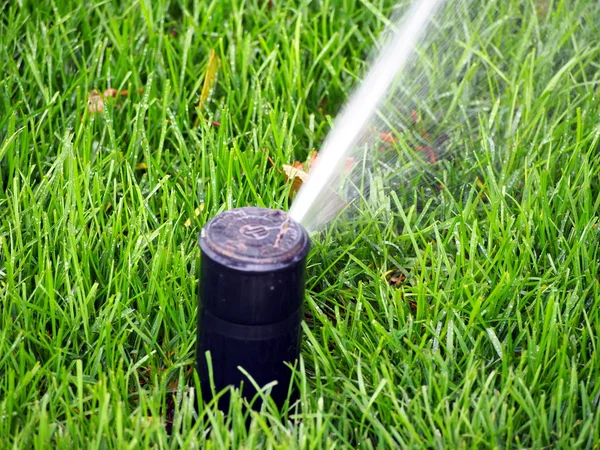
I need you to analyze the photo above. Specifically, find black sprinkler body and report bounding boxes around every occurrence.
[197,207,309,409]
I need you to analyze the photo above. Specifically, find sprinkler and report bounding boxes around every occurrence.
[196,207,310,410]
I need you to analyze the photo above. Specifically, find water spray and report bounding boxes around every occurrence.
[196,207,309,409]
[289,0,444,229]
[194,0,486,410]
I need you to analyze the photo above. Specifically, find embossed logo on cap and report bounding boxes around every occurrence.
[239,224,270,240]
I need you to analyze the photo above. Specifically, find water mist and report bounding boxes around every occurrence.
[289,0,444,230]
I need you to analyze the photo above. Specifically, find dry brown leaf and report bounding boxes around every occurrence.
[104,87,142,98]
[385,270,407,287]
[414,145,438,164]
[370,126,399,147]
[475,177,490,202]
[87,90,104,114]
[184,204,205,227]
[193,50,220,128]
[87,87,143,115]
[199,49,219,110]
[282,164,308,199]
[103,88,119,98]
[282,164,309,182]
[87,88,142,115]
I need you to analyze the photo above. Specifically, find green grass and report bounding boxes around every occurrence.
[1,0,600,447]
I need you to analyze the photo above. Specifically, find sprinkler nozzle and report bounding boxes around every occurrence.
[196,207,309,410]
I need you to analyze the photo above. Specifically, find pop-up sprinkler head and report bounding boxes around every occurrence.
[197,207,309,410]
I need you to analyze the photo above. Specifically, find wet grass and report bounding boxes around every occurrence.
[1,0,600,447]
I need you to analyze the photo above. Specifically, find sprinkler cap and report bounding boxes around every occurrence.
[200,207,309,272]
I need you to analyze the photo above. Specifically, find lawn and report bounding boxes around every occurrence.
[1,0,600,448]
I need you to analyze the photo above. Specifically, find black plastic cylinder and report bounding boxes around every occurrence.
[196,207,310,410]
